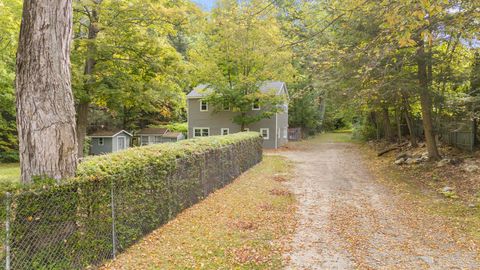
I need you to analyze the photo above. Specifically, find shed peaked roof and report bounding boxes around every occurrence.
[187,81,287,99]
[137,128,168,135]
[163,131,183,138]
[88,129,132,137]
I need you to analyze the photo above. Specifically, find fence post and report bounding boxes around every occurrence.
[5,192,11,270]
[111,180,116,260]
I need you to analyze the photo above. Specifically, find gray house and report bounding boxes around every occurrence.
[89,130,132,155]
[138,128,185,145]
[186,81,289,149]
[138,128,168,146]
[162,131,185,142]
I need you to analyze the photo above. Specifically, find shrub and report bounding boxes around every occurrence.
[352,121,377,141]
[0,132,263,269]
[0,150,19,163]
[149,122,188,134]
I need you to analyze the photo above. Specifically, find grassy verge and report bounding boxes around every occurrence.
[362,146,480,242]
[278,132,355,152]
[102,155,296,270]
[0,163,20,184]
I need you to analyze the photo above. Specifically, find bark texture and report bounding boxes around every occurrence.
[16,0,78,183]
[402,96,417,147]
[416,40,440,160]
[381,106,393,141]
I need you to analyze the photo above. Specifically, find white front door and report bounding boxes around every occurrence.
[117,136,126,151]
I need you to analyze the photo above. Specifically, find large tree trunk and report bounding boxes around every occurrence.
[16,0,77,184]
[76,101,89,158]
[77,4,100,158]
[369,111,380,140]
[395,107,402,143]
[381,106,393,141]
[402,96,418,147]
[416,40,441,160]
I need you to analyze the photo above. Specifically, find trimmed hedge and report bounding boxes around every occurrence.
[0,132,263,269]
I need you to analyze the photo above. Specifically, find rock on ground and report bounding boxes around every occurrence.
[279,137,479,269]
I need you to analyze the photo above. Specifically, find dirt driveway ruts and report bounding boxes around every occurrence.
[281,135,479,269]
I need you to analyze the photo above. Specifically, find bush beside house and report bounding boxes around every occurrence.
[0,132,263,269]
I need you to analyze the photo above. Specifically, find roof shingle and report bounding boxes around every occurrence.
[186,81,286,99]
[137,128,168,135]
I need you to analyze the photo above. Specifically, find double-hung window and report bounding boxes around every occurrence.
[141,136,149,146]
[252,99,261,110]
[260,128,269,140]
[98,138,104,146]
[221,128,230,136]
[200,100,208,111]
[194,128,210,137]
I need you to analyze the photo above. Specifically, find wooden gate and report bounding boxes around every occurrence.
[288,128,302,141]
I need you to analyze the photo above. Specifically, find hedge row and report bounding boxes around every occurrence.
[0,132,263,269]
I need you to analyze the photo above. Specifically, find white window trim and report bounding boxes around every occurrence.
[252,101,261,111]
[193,127,210,137]
[283,127,288,139]
[223,104,231,111]
[98,138,104,146]
[200,100,208,112]
[275,113,278,148]
[141,136,149,146]
[260,128,269,140]
[221,128,230,136]
[117,136,126,151]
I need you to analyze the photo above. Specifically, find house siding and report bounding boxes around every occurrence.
[187,82,289,149]
[90,138,113,155]
[187,99,285,149]
[90,131,131,155]
[277,107,289,147]
[138,133,185,145]
[188,99,243,138]
[113,132,131,152]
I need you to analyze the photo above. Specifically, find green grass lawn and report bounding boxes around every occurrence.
[316,132,355,143]
[0,163,20,184]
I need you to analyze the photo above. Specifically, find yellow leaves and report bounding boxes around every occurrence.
[398,32,416,48]
[385,13,400,26]
[412,10,425,21]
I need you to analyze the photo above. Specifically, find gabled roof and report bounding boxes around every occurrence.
[186,84,213,99]
[163,131,183,138]
[137,128,168,136]
[88,129,133,137]
[186,81,287,99]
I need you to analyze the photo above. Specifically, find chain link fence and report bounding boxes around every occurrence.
[0,137,263,269]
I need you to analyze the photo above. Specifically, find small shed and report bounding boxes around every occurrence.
[137,128,168,146]
[89,130,132,155]
[162,131,185,143]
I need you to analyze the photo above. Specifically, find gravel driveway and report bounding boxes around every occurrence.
[280,135,479,269]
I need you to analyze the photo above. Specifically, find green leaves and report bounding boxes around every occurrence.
[190,0,293,127]
[0,0,21,156]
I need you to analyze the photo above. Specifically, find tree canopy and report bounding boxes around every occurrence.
[0,0,479,163]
